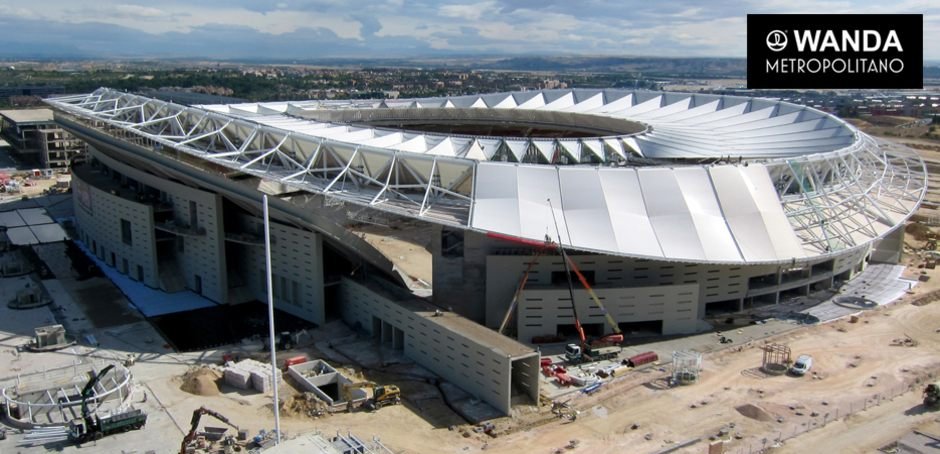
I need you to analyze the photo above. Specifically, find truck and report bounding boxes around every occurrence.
[69,409,147,442]
[564,344,621,364]
[924,382,940,409]
[68,365,147,443]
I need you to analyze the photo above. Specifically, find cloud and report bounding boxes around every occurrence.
[0,0,935,59]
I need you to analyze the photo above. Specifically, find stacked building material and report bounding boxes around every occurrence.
[223,359,281,393]
[223,367,251,389]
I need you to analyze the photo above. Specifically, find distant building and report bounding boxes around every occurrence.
[138,89,246,106]
[0,85,66,100]
[0,108,85,168]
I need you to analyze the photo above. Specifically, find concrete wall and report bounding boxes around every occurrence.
[287,360,366,405]
[516,284,700,342]
[482,243,873,333]
[72,171,159,288]
[431,227,488,323]
[871,226,903,264]
[89,148,228,302]
[339,277,536,415]
[237,215,325,324]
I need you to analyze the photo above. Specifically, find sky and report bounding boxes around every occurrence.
[0,0,937,60]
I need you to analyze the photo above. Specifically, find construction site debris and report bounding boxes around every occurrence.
[891,335,919,347]
[281,392,329,418]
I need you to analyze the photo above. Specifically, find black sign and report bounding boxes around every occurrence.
[747,14,923,89]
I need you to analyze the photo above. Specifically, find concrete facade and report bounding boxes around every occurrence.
[75,148,228,302]
[431,230,874,339]
[72,167,160,289]
[515,284,699,342]
[235,215,325,324]
[338,277,538,415]
[72,147,325,323]
[0,109,84,168]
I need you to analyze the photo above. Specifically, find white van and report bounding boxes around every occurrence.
[790,355,813,376]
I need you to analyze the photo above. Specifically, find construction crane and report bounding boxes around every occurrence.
[562,255,623,346]
[497,247,547,335]
[68,365,147,443]
[543,199,621,364]
[486,230,624,348]
[179,406,240,454]
[341,381,402,411]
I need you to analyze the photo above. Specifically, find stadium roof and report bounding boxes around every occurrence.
[45,88,926,265]
[199,90,856,161]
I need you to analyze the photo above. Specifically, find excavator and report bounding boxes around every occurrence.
[341,381,402,411]
[179,406,241,454]
[68,365,147,443]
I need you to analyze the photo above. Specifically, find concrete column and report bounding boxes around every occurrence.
[392,327,404,350]
[382,321,393,345]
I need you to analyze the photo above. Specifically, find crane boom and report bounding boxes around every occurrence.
[497,250,543,335]
[180,406,240,454]
[80,365,115,424]
[485,227,623,345]
[563,255,623,337]
[547,199,586,347]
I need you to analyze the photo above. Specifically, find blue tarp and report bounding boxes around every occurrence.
[75,241,218,317]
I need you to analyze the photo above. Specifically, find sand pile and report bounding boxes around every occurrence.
[181,367,222,396]
[735,403,774,422]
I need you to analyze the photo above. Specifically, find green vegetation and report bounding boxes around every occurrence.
[1,63,663,107]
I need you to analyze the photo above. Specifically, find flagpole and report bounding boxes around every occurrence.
[263,195,281,445]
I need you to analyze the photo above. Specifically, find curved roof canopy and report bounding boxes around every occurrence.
[46,88,926,265]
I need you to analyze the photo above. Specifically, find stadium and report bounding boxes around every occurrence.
[45,88,926,414]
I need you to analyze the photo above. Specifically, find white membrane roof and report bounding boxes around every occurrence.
[45,88,927,265]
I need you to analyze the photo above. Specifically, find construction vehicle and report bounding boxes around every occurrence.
[179,406,242,454]
[341,381,402,411]
[489,231,625,346]
[924,382,940,409]
[544,199,623,365]
[68,365,147,443]
[564,343,621,364]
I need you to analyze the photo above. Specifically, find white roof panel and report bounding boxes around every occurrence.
[637,168,706,260]
[516,166,569,244]
[557,167,619,252]
[596,168,663,257]
[672,167,742,262]
[472,163,521,235]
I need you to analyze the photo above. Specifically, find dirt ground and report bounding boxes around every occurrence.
[350,220,435,286]
[158,274,938,454]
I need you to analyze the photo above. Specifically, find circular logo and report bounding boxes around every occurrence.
[766,30,787,52]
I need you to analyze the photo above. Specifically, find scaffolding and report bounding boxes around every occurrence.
[1,362,133,427]
[761,343,791,376]
[671,350,703,386]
